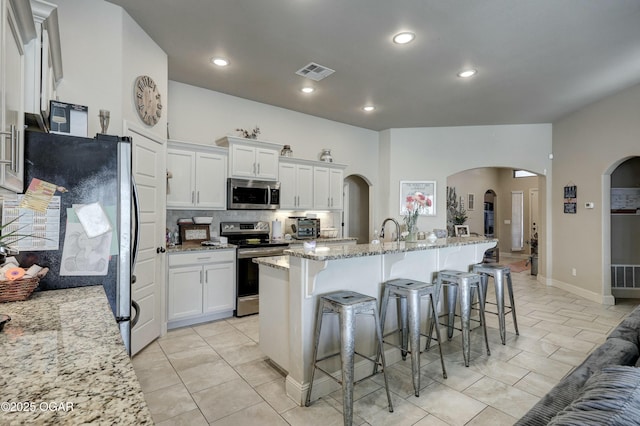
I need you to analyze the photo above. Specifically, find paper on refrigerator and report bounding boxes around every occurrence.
[59,221,111,276]
[60,202,113,276]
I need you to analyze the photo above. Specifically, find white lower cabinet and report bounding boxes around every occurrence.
[167,249,236,328]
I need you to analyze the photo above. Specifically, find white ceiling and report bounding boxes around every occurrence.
[107,0,640,131]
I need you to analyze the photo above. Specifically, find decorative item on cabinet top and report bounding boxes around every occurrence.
[235,126,261,139]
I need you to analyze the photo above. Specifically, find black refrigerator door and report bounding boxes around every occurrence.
[19,131,123,312]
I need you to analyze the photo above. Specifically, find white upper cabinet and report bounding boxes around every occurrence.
[1,0,27,192]
[166,140,227,210]
[216,136,281,181]
[24,0,62,117]
[279,159,313,210]
[313,164,345,210]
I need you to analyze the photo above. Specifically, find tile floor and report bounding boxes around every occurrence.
[133,256,640,425]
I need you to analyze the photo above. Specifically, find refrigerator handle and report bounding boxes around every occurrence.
[131,299,140,328]
[132,176,141,270]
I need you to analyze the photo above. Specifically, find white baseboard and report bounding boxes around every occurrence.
[548,278,613,305]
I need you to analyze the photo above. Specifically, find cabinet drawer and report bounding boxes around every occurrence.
[169,249,236,267]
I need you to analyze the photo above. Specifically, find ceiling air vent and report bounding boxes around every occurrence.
[295,62,335,81]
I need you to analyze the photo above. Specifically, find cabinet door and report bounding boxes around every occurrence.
[313,166,330,209]
[1,0,25,192]
[167,265,203,321]
[203,262,235,314]
[230,144,257,178]
[166,148,196,208]
[255,147,279,180]
[278,162,297,209]
[195,151,226,209]
[329,168,344,210]
[297,164,314,209]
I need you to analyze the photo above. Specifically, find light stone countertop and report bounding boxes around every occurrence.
[167,243,236,253]
[0,286,152,425]
[253,255,290,271]
[284,236,498,261]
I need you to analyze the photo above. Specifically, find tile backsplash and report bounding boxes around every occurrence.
[166,210,341,239]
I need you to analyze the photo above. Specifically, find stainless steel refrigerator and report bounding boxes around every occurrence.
[18,131,139,355]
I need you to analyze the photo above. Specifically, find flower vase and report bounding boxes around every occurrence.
[406,224,418,242]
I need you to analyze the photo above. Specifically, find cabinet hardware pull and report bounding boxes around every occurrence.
[12,127,18,173]
[205,270,208,283]
[197,191,200,203]
[192,191,195,203]
[200,270,203,283]
[0,125,16,172]
[257,163,260,175]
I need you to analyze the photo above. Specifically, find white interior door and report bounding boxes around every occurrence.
[126,124,166,355]
[511,191,524,251]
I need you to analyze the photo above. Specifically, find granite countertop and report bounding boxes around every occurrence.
[253,255,290,271]
[285,237,358,244]
[0,286,153,425]
[167,243,236,253]
[284,236,498,261]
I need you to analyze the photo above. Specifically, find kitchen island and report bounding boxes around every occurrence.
[255,236,498,405]
[0,286,152,425]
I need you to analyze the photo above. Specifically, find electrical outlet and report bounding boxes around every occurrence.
[572,268,577,276]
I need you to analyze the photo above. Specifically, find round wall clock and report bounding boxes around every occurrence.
[134,75,162,126]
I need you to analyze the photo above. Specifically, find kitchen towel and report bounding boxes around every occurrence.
[272,220,282,240]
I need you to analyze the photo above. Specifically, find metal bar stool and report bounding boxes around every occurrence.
[433,270,490,367]
[376,278,447,397]
[305,290,393,425]
[472,263,519,345]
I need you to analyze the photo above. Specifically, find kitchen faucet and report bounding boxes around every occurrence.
[380,218,401,244]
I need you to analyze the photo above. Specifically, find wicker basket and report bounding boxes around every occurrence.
[0,277,39,302]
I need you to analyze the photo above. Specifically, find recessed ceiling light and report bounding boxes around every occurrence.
[301,87,315,94]
[363,105,375,112]
[457,69,477,78]
[393,32,415,45]
[211,57,229,67]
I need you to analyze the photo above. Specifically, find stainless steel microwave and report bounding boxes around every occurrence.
[227,178,280,210]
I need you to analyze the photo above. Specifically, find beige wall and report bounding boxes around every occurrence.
[385,125,552,240]
[52,0,168,141]
[447,168,501,238]
[447,168,540,256]
[552,82,640,302]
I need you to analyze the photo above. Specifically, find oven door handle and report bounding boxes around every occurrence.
[238,248,287,259]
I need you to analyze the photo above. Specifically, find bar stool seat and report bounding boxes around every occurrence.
[305,290,393,425]
[377,278,447,397]
[434,270,490,367]
[472,263,519,345]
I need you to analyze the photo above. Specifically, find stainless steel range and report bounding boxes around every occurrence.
[221,221,289,317]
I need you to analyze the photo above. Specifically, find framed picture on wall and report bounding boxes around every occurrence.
[399,181,436,216]
[467,193,475,210]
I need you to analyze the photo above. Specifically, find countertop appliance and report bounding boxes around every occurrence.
[220,221,288,316]
[227,178,280,210]
[17,131,139,355]
[285,217,320,239]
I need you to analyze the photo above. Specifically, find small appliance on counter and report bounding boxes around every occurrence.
[285,217,320,239]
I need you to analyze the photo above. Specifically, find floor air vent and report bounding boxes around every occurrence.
[295,62,335,81]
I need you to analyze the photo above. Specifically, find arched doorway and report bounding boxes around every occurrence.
[609,156,640,299]
[343,174,371,243]
[484,190,496,237]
